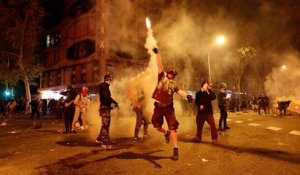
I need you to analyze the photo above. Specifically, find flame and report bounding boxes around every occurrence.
[146,17,151,29]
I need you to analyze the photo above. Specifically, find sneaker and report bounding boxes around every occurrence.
[95,137,102,144]
[171,148,179,161]
[102,140,113,148]
[164,130,171,144]
[224,126,230,130]
[133,137,139,141]
[191,136,201,143]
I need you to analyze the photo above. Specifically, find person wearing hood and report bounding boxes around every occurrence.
[96,74,118,147]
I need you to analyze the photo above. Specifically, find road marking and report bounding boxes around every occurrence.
[247,119,253,121]
[227,119,233,121]
[289,130,300,136]
[234,120,243,123]
[248,123,260,126]
[266,126,282,131]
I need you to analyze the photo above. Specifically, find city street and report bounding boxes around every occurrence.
[0,112,299,175]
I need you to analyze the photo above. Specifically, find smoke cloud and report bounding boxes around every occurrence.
[86,0,300,139]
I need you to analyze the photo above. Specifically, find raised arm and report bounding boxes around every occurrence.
[153,48,163,73]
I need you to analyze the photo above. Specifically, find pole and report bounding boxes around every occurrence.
[208,52,211,82]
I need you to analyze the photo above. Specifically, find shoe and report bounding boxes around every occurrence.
[143,134,148,138]
[171,148,178,161]
[212,139,219,145]
[164,130,171,144]
[224,126,230,130]
[62,131,69,134]
[102,140,113,148]
[95,137,102,144]
[133,137,139,141]
[218,128,225,131]
[191,136,201,143]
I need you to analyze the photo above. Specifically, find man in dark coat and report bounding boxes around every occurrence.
[193,80,218,145]
[96,75,118,147]
[218,83,230,131]
[60,85,77,134]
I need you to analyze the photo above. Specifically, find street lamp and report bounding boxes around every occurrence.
[274,65,287,92]
[208,35,226,82]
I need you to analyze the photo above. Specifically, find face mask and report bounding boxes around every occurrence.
[82,91,88,97]
[105,80,111,84]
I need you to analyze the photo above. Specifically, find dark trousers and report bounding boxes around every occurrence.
[98,106,111,142]
[218,105,228,129]
[196,113,218,140]
[134,107,148,137]
[64,108,74,132]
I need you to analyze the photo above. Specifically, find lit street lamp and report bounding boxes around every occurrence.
[274,65,287,92]
[208,35,226,82]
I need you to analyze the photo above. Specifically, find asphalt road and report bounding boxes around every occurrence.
[0,112,299,175]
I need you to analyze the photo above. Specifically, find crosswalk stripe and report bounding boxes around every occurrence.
[234,120,243,123]
[248,123,260,126]
[289,130,300,136]
[266,126,282,131]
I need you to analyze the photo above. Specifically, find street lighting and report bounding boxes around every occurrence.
[208,35,226,82]
[274,65,287,92]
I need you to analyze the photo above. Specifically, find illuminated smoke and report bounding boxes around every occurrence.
[264,53,300,102]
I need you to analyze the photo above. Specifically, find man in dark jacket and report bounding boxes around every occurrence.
[30,97,41,129]
[193,80,218,144]
[218,83,230,131]
[60,85,77,134]
[96,74,118,147]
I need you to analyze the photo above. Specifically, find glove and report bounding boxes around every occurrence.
[153,48,158,54]
[187,95,193,102]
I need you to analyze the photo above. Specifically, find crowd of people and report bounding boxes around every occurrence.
[0,48,293,161]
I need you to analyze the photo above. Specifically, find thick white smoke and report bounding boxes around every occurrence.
[264,53,300,102]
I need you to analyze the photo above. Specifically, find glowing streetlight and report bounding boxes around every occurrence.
[275,65,287,92]
[280,65,286,71]
[208,35,226,82]
[216,36,225,45]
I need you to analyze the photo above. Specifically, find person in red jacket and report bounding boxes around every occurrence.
[193,80,218,144]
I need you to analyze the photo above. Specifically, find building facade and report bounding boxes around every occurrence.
[39,0,146,98]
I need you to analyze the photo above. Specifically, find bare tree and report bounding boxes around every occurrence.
[234,46,256,110]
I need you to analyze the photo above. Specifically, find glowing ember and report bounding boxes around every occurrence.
[146,17,151,29]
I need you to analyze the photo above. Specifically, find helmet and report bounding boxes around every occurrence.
[166,68,177,77]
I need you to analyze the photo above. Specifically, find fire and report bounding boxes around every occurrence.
[146,17,151,29]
